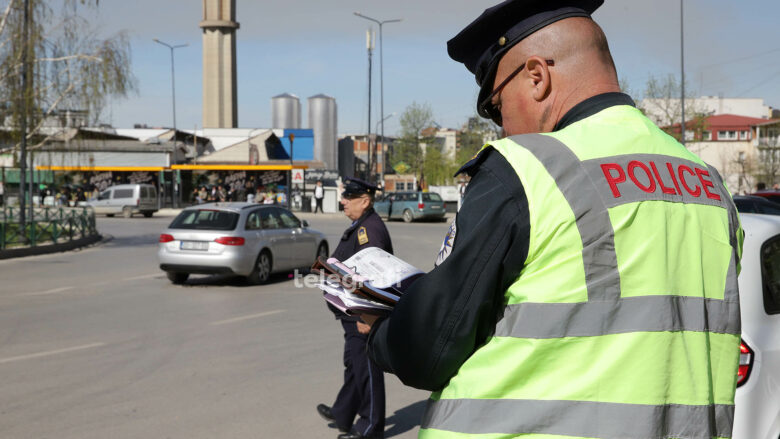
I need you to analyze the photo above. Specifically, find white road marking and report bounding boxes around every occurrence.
[18,286,74,297]
[210,310,286,326]
[121,273,162,281]
[0,342,106,365]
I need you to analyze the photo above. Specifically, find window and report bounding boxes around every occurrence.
[278,209,302,228]
[259,209,281,230]
[169,209,239,231]
[246,210,262,230]
[423,193,443,202]
[733,198,757,213]
[113,189,134,199]
[684,130,694,141]
[98,190,111,200]
[702,131,712,140]
[718,130,737,140]
[760,235,780,314]
[740,130,750,140]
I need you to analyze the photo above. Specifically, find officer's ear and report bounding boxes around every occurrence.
[526,56,552,102]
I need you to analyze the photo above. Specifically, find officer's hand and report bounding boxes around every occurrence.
[356,321,372,334]
[358,314,379,330]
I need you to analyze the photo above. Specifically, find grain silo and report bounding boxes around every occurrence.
[308,94,337,169]
[271,93,301,129]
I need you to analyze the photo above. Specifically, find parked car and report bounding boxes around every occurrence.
[157,202,328,284]
[733,195,780,215]
[750,190,780,205]
[87,184,158,218]
[374,191,446,222]
[733,213,780,439]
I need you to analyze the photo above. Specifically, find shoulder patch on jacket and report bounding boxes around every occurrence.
[454,146,494,177]
[435,218,457,266]
[357,226,369,245]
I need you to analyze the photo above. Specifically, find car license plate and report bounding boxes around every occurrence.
[432,205,441,209]
[181,241,209,251]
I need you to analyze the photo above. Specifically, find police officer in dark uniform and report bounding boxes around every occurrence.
[317,177,392,439]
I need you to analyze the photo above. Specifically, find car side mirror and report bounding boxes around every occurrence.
[302,219,309,228]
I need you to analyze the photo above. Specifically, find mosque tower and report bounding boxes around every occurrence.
[200,0,239,128]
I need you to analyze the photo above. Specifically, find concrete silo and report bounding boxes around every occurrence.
[308,94,337,169]
[271,93,301,129]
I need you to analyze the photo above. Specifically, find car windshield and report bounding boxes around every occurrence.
[423,193,442,202]
[169,209,239,231]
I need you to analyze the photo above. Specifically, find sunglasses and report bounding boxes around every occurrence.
[479,58,555,126]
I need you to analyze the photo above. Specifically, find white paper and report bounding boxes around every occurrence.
[342,247,423,289]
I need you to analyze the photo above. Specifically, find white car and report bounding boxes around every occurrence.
[733,214,780,439]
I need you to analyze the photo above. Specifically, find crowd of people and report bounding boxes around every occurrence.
[190,182,298,206]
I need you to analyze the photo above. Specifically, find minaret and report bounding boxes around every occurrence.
[200,0,239,128]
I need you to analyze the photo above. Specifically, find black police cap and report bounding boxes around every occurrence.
[447,0,603,119]
[342,177,379,197]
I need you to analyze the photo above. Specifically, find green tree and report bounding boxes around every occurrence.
[456,115,500,165]
[391,102,436,182]
[0,0,136,154]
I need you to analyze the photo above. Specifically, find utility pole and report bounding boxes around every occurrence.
[680,0,686,146]
[354,13,402,183]
[19,0,30,232]
[366,29,374,181]
[153,39,188,207]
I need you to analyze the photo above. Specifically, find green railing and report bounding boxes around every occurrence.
[0,206,97,250]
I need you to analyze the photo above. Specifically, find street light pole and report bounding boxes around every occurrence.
[354,12,401,183]
[680,0,686,146]
[153,39,188,208]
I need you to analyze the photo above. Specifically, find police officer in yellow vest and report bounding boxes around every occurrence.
[362,1,744,438]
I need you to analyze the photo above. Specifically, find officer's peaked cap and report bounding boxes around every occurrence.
[342,177,379,197]
[447,0,603,118]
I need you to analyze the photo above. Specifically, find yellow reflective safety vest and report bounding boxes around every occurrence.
[419,105,743,439]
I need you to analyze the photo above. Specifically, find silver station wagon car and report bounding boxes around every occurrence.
[158,203,328,284]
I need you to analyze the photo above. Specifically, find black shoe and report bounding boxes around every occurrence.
[337,432,383,439]
[317,403,335,422]
[318,404,349,433]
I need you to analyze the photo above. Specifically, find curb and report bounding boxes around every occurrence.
[0,233,106,260]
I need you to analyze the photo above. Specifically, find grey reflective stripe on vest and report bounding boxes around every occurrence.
[421,398,734,439]
[706,164,741,304]
[495,295,740,339]
[581,154,730,209]
[509,134,621,301]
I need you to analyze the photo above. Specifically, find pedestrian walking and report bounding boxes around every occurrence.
[361,1,743,438]
[314,180,325,213]
[317,177,393,439]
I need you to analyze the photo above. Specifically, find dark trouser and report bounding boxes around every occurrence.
[331,320,385,437]
[315,197,324,213]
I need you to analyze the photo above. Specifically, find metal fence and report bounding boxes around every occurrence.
[0,206,97,250]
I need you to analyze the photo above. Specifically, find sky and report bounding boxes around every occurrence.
[85,0,780,137]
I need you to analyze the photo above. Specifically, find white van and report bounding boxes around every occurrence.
[88,184,159,218]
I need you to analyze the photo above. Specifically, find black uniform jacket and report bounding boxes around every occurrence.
[330,207,394,321]
[366,93,636,391]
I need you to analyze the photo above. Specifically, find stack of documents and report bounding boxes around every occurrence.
[311,247,424,316]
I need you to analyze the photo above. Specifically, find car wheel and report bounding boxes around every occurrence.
[143,211,153,218]
[247,250,272,285]
[167,272,189,284]
[316,242,329,261]
[122,206,132,218]
[403,209,413,223]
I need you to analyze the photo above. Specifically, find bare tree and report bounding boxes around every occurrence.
[0,0,136,154]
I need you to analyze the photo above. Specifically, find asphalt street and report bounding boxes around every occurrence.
[0,210,453,438]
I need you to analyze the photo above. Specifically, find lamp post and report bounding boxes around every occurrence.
[680,0,686,146]
[354,12,401,182]
[153,38,188,208]
[375,113,395,182]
